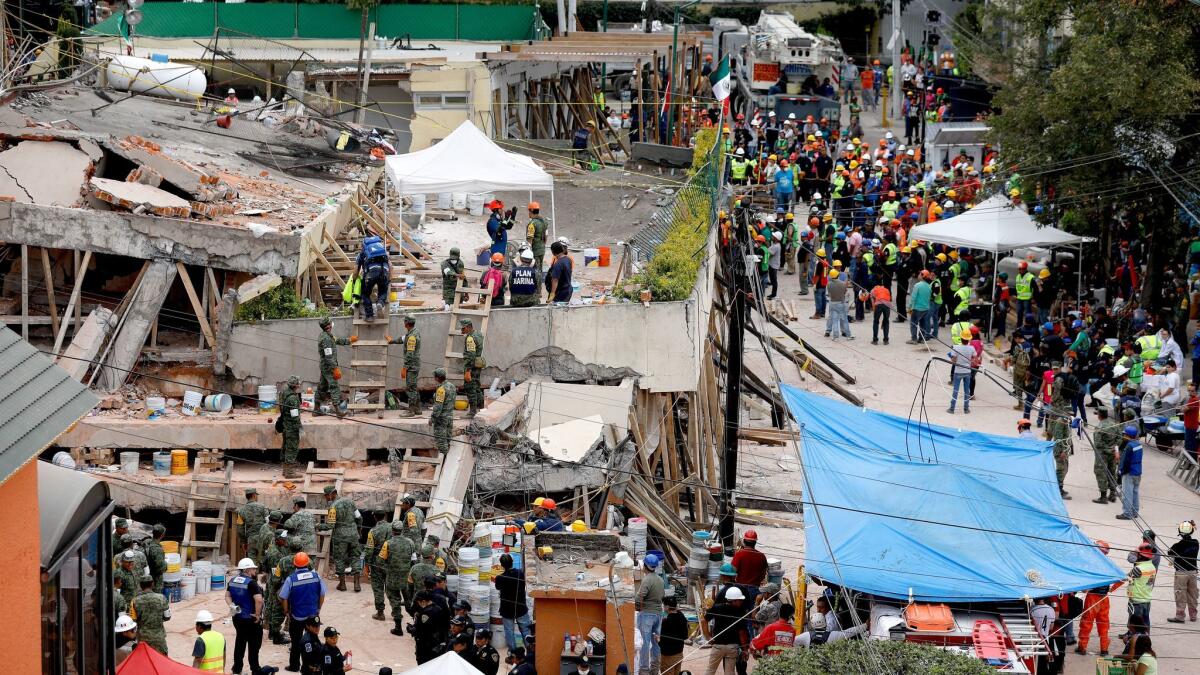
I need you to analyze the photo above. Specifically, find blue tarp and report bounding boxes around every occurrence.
[780,385,1124,602]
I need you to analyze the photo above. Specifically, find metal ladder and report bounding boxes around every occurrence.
[301,462,345,576]
[997,605,1050,661]
[180,461,233,568]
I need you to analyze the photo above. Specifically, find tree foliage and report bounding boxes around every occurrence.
[753,639,996,675]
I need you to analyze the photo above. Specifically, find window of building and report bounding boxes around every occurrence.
[414,92,470,110]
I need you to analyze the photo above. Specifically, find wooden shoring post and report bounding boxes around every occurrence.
[39,247,59,337]
[20,244,28,339]
[175,262,217,349]
[52,250,92,357]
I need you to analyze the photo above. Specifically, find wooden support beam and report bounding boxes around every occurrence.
[175,262,217,349]
[39,248,59,338]
[52,250,92,357]
[20,244,28,340]
[308,240,346,289]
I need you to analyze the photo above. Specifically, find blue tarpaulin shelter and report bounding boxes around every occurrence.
[780,385,1124,602]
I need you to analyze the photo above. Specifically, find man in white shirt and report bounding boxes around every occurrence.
[792,612,866,647]
[1159,359,1183,410]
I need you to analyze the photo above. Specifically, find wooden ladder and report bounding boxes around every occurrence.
[443,278,496,379]
[392,449,444,517]
[347,314,390,414]
[180,461,234,568]
[301,462,345,576]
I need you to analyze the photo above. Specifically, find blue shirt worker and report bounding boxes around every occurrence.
[355,233,390,321]
[1117,426,1144,521]
[485,200,515,257]
[280,552,327,672]
[510,496,565,533]
[509,249,541,307]
[226,557,274,675]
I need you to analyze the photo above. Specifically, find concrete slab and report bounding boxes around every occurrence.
[523,379,634,434]
[529,415,606,463]
[57,307,115,381]
[98,259,178,391]
[0,140,91,206]
[90,177,192,217]
[104,135,211,196]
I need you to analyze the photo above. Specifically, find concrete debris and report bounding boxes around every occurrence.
[105,135,213,197]
[126,166,164,188]
[528,415,607,464]
[58,307,116,382]
[0,140,92,207]
[90,177,192,217]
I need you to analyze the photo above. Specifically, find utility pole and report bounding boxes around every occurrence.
[719,202,749,551]
[891,0,903,123]
[355,21,376,125]
[665,0,699,146]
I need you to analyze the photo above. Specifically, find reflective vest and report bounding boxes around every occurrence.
[931,278,943,304]
[953,287,971,316]
[1015,272,1034,300]
[1136,334,1162,361]
[948,263,962,291]
[951,321,972,345]
[883,243,898,265]
[228,574,256,620]
[285,568,323,619]
[1129,560,1156,603]
[510,266,538,296]
[1099,343,1116,357]
[731,158,749,180]
[198,630,225,671]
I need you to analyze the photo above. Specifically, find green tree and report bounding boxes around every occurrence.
[753,639,995,675]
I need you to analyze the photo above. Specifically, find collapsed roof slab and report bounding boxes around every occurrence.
[0,200,301,276]
[0,140,93,207]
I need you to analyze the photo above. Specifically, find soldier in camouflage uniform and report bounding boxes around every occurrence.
[144,524,167,593]
[430,368,457,454]
[237,487,269,556]
[407,546,439,616]
[113,533,147,576]
[1009,334,1032,408]
[268,536,302,645]
[398,494,425,549]
[113,518,130,558]
[1091,407,1122,504]
[316,485,362,591]
[115,552,140,608]
[441,248,466,308]
[112,577,129,619]
[316,316,351,417]
[379,521,416,634]
[389,315,422,417]
[283,495,317,554]
[249,510,282,568]
[1046,403,1073,500]
[365,516,394,620]
[279,375,304,478]
[130,576,170,655]
[459,319,485,417]
[426,533,455,574]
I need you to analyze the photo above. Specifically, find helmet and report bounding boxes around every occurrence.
[528,201,540,210]
[735,147,745,156]
[1018,261,1028,271]
[196,610,214,624]
[237,557,256,570]
[294,552,311,568]
[814,192,825,201]
[1009,188,1020,197]
[490,253,505,265]
[808,612,827,630]
[851,137,861,145]
[1180,520,1196,536]
[809,217,819,226]
[571,520,587,532]
[287,375,300,388]
[1094,539,1111,555]
[836,232,846,240]
[946,189,957,198]
[1039,269,1051,279]
[449,247,461,257]
[541,498,557,509]
[815,248,826,258]
[1124,425,1139,437]
[829,269,840,279]
[725,587,745,601]
[520,249,534,262]
[720,562,736,575]
[998,272,1008,281]
[935,253,947,262]
[970,325,980,335]
[532,497,545,507]
[115,614,137,632]
[943,200,955,208]
[1042,322,1054,332]
[849,160,859,170]
[779,159,789,167]
[743,529,758,542]
[832,260,843,268]
[1017,418,1031,428]
[1137,543,1155,559]
[1071,319,1084,329]
[768,154,777,161]
[961,329,972,340]
[644,553,660,568]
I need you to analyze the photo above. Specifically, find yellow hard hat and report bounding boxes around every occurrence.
[984,165,995,173]
[570,520,587,533]
[823,213,833,222]
[1039,268,1051,279]
[949,250,959,259]
[532,497,545,507]
[832,260,844,268]
[523,522,537,534]
[946,189,957,198]
[961,329,973,340]
[718,210,727,219]
[807,134,816,142]
[1009,188,1020,197]
[935,253,947,262]
[852,137,861,145]
[769,154,777,160]
[849,160,860,170]
[816,248,827,257]
[829,269,840,279]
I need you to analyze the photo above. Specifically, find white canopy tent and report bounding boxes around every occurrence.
[909,194,1094,335]
[400,651,485,675]
[384,120,558,239]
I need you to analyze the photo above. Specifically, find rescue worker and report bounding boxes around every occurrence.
[511,497,564,533]
[249,511,282,571]
[192,609,226,673]
[129,576,170,655]
[113,532,147,574]
[321,626,347,674]
[1167,520,1199,623]
[355,231,391,321]
[486,200,515,258]
[441,247,467,309]
[114,614,139,667]
[316,485,362,592]
[281,552,327,671]
[430,368,456,453]
[412,590,449,664]
[1127,543,1157,628]
[113,518,130,557]
[227,557,270,675]
[316,317,350,417]
[284,495,317,554]
[385,315,421,417]
[115,551,140,608]
[460,318,485,417]
[1092,408,1121,504]
[1015,261,1035,322]
[145,524,168,593]
[267,535,301,645]
[366,515,393,621]
[952,282,972,321]
[408,546,440,614]
[730,147,751,185]
[1077,540,1118,657]
[380,520,417,633]
[279,375,304,478]
[238,488,269,556]
[472,629,501,675]
[1117,425,1144,520]
[526,202,549,272]
[1136,330,1163,362]
[398,493,425,549]
[297,616,324,674]
[1047,391,1073,499]
[509,249,541,307]
[481,253,508,307]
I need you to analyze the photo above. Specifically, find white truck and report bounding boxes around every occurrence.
[738,12,844,116]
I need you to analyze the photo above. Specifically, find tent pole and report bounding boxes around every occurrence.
[1077,242,1083,308]
[989,248,997,341]
[550,189,557,241]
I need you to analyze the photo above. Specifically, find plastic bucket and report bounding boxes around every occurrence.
[628,517,648,556]
[211,573,225,591]
[153,451,172,477]
[164,581,181,603]
[452,192,467,210]
[171,449,189,475]
[409,193,426,214]
[120,451,139,475]
[181,390,202,416]
[196,574,210,594]
[161,541,179,555]
[474,524,492,548]
[165,552,182,573]
[598,246,611,267]
[180,572,196,600]
[459,547,480,578]
[52,451,76,469]
[202,393,232,413]
[146,396,166,420]
[258,385,278,413]
[163,567,183,583]
[437,192,452,209]
[467,194,485,216]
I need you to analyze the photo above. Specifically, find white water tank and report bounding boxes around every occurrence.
[106,55,207,101]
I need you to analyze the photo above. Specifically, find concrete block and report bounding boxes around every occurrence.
[105,135,212,196]
[91,177,192,218]
[58,307,115,381]
[98,259,178,391]
[316,447,369,462]
[126,166,164,188]
[0,140,92,207]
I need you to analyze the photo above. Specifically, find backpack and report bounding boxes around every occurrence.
[482,268,504,298]
[363,236,387,262]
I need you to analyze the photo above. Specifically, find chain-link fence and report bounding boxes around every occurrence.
[627,131,726,265]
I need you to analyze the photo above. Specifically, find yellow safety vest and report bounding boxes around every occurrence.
[949,263,962,291]
[731,158,749,180]
[1129,560,1156,603]
[1136,334,1162,361]
[1015,272,1034,300]
[951,321,972,345]
[198,630,225,671]
[884,243,898,265]
[954,287,971,316]
[1099,344,1115,357]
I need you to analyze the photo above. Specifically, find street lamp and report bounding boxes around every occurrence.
[665,0,700,146]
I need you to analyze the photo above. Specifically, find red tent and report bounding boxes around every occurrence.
[117,643,207,675]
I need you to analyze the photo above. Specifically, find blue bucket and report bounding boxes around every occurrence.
[165,581,181,603]
[211,574,225,591]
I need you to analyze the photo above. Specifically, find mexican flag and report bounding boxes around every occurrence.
[709,55,731,101]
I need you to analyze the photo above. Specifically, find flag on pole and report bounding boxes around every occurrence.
[708,55,731,101]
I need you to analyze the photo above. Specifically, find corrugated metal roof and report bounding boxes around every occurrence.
[0,324,98,487]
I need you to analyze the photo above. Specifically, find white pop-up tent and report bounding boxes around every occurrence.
[909,194,1093,334]
[384,120,557,238]
[400,651,485,675]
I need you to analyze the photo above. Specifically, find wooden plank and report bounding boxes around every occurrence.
[39,248,59,337]
[20,245,28,339]
[308,240,346,289]
[175,262,217,349]
[52,250,92,357]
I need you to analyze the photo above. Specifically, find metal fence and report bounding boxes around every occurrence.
[627,132,725,265]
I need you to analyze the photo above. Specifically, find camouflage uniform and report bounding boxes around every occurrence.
[408,547,439,613]
[1010,345,1031,404]
[267,538,303,641]
[144,531,167,593]
[280,383,303,477]
[441,252,465,306]
[112,535,147,575]
[1092,420,1122,498]
[284,505,317,554]
[237,491,269,550]
[527,215,548,273]
[366,519,393,616]
[248,520,276,568]
[461,322,485,415]
[399,503,426,550]
[379,524,416,629]
[1048,406,1073,492]
[391,320,422,416]
[317,489,362,585]
[431,373,457,454]
[130,587,170,655]
[317,320,351,410]
[115,564,139,608]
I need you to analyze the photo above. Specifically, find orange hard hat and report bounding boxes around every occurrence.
[294,552,310,568]
[1018,261,1028,270]
[541,498,557,510]
[487,199,504,210]
[809,217,820,226]
[528,201,540,210]
[705,54,713,61]
[743,529,758,542]
[1018,418,1031,427]
[490,253,505,264]
[1094,539,1111,555]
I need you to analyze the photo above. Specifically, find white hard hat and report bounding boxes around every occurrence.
[238,557,257,570]
[812,192,822,200]
[114,614,137,633]
[1112,364,1129,378]
[123,550,135,560]
[768,111,776,117]
[227,88,236,95]
[898,144,907,151]
[809,612,828,630]
[725,587,745,601]
[873,160,883,168]
[907,148,916,156]
[520,249,534,262]
[943,200,955,208]
[788,113,796,120]
[735,147,745,156]
[885,131,894,139]
[1181,520,1196,536]
[772,231,782,241]
[196,610,214,624]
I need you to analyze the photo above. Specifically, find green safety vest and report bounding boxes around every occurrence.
[731,158,749,180]
[951,320,972,345]
[862,252,875,270]
[949,263,962,292]
[931,279,943,304]
[1099,344,1115,357]
[832,175,846,198]
[1129,560,1156,603]
[884,243,898,265]
[1015,272,1034,300]
[1136,334,1162,361]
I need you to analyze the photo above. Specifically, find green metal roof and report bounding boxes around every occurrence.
[0,324,99,487]
[88,2,544,42]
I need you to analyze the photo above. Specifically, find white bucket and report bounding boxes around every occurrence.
[153,451,172,477]
[120,451,140,475]
[180,573,197,600]
[258,385,278,413]
[452,192,467,210]
[490,587,501,618]
[474,523,492,548]
[409,193,426,214]
[165,553,182,574]
[202,393,232,413]
[490,523,505,547]
[146,396,166,412]
[628,517,648,556]
[459,547,480,577]
[437,192,452,209]
[181,390,203,416]
[467,194,485,216]
[196,574,211,594]
[447,574,460,595]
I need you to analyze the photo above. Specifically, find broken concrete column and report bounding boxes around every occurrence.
[98,259,178,391]
[58,307,115,381]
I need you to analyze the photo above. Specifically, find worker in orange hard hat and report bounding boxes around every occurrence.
[1077,538,1122,657]
[486,199,515,260]
[732,529,769,604]
[481,252,508,307]
[526,201,549,272]
[509,496,564,533]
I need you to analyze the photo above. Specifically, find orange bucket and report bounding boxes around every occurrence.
[598,246,611,267]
